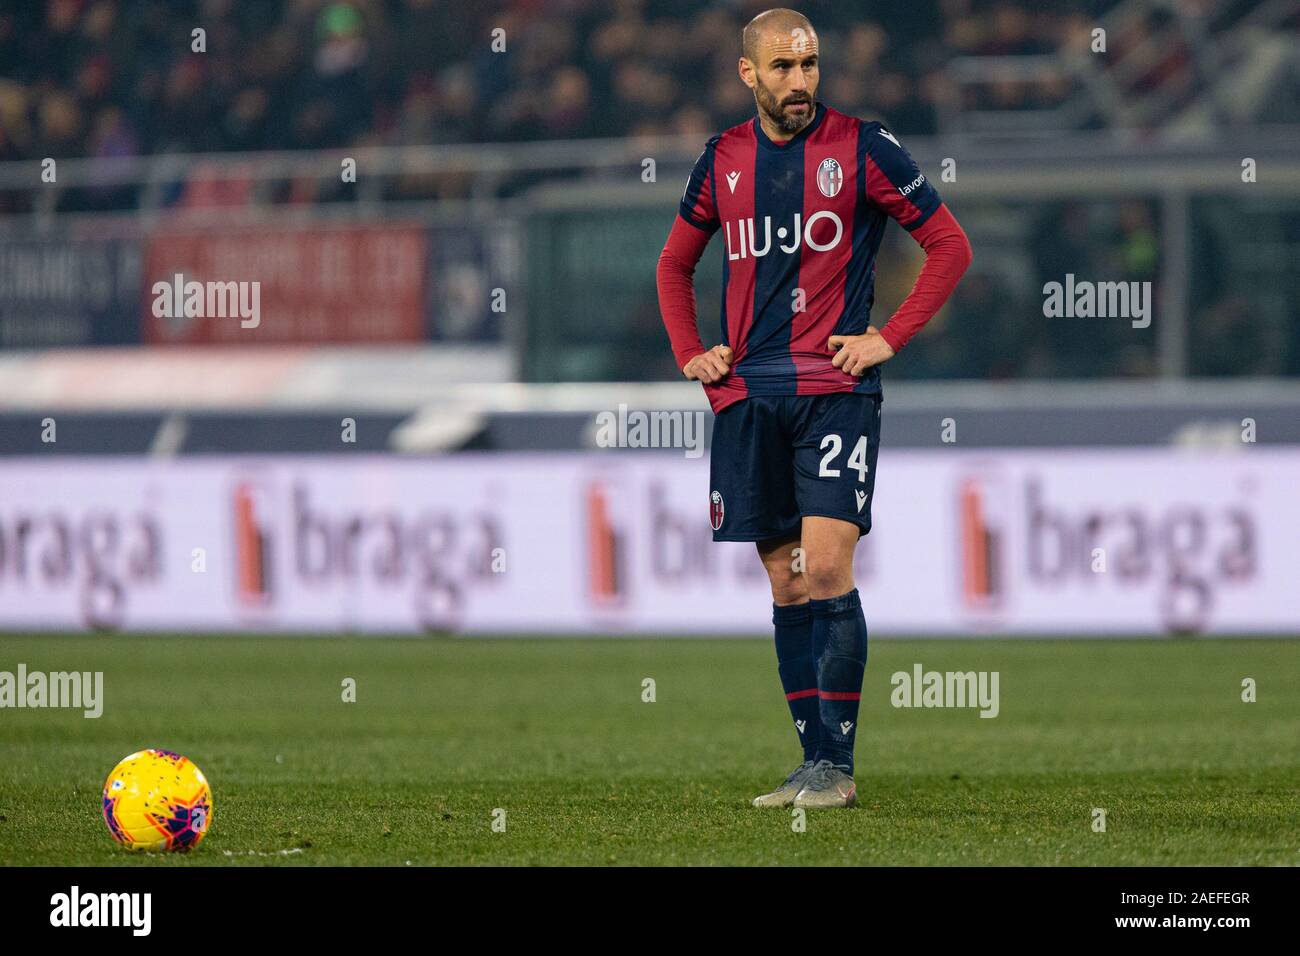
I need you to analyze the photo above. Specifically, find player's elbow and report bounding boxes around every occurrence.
[656,245,673,275]
[939,217,973,278]
[941,209,973,268]
[955,227,973,275]
[657,246,693,285]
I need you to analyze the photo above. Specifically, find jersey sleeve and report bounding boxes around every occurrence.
[678,135,722,234]
[862,123,942,232]
[877,205,973,353]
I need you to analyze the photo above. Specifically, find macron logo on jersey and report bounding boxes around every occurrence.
[877,128,927,196]
[725,170,741,193]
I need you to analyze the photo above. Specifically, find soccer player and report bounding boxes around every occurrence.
[656,8,972,808]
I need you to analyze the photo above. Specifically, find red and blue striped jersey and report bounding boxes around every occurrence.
[676,101,944,411]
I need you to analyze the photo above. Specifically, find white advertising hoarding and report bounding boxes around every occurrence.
[0,450,1296,636]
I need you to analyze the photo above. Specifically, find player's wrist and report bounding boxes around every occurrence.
[677,347,707,372]
[877,326,904,354]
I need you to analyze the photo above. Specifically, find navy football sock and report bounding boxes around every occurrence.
[810,589,868,774]
[772,601,820,762]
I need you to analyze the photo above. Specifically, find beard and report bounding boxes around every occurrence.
[754,76,813,133]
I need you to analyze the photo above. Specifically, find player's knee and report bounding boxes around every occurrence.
[803,554,854,599]
[763,555,807,604]
[767,571,807,606]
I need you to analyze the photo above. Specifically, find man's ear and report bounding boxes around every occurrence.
[738,57,756,89]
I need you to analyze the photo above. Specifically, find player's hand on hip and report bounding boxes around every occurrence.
[682,345,733,384]
[828,327,895,376]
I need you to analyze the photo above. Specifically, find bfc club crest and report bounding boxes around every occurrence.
[709,490,725,531]
[816,157,843,198]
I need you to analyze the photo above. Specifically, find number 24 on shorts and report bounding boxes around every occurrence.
[818,434,871,481]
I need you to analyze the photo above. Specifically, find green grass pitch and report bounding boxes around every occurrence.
[1,635,1297,866]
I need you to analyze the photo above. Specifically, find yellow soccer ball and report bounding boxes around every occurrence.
[101,749,213,851]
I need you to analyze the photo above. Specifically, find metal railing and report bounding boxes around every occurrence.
[2,129,1299,383]
[4,121,1300,222]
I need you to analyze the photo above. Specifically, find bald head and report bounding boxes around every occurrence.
[739,8,820,137]
[742,8,816,64]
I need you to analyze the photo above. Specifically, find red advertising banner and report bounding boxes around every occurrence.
[142,224,426,344]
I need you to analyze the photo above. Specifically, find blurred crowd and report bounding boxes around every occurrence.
[0,0,1122,163]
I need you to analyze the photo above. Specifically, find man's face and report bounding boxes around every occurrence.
[745,26,820,134]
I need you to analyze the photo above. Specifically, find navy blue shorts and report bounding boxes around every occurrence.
[708,392,883,542]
